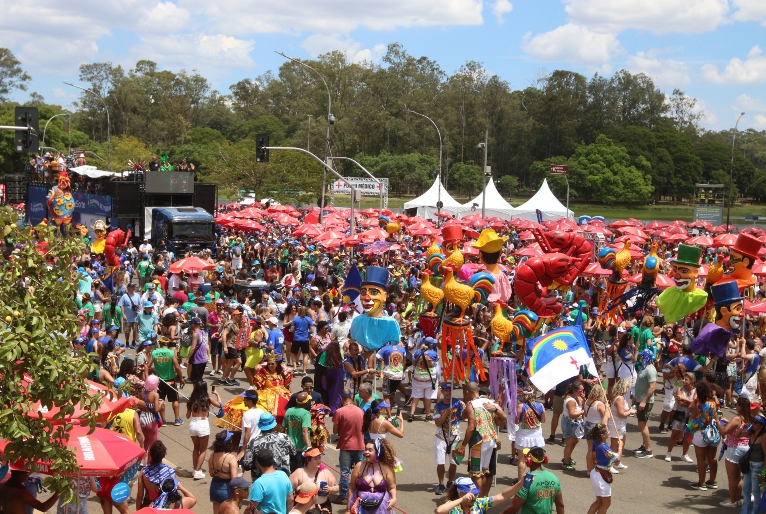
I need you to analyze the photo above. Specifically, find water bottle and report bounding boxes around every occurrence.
[238,464,243,477]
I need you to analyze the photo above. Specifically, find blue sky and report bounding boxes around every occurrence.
[2,0,766,131]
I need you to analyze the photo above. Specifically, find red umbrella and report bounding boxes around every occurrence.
[615,234,646,244]
[753,259,766,277]
[316,230,346,241]
[231,220,266,232]
[168,257,215,274]
[582,225,614,236]
[652,230,671,239]
[1,427,145,477]
[517,230,536,241]
[626,273,675,289]
[645,221,668,230]
[669,220,687,227]
[435,212,452,218]
[463,241,480,257]
[515,245,543,257]
[293,224,323,237]
[663,234,688,243]
[273,215,300,226]
[609,220,634,228]
[666,225,688,235]
[713,233,738,248]
[359,228,387,241]
[619,226,649,239]
[745,300,766,314]
[582,262,614,277]
[464,228,480,238]
[687,235,714,246]
[413,226,440,236]
[698,264,709,278]
[21,376,130,425]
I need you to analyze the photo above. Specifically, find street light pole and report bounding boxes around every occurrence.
[727,112,745,233]
[307,114,312,152]
[276,52,333,222]
[330,156,384,213]
[267,147,355,235]
[479,130,489,219]
[406,109,443,224]
[42,112,71,149]
[64,82,110,171]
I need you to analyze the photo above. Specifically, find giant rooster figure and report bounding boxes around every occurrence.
[596,240,633,326]
[46,171,75,227]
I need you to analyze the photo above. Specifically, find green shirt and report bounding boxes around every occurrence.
[103,304,123,328]
[635,363,657,404]
[282,407,311,451]
[515,469,561,514]
[137,261,153,278]
[637,328,654,353]
[152,347,177,381]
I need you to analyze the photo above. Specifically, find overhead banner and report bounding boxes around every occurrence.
[27,186,112,226]
[330,177,388,196]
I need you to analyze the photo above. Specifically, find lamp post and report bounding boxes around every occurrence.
[726,112,745,232]
[64,82,110,171]
[330,157,384,213]
[266,146,356,236]
[478,130,489,219]
[307,114,312,152]
[276,52,333,222]
[42,112,72,152]
[406,109,443,224]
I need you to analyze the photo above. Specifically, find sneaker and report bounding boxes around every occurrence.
[614,463,628,470]
[659,427,669,434]
[229,380,241,386]
[608,466,619,474]
[425,415,434,421]
[737,499,744,507]
[174,418,183,426]
[446,481,454,490]
[719,499,738,508]
[435,484,446,495]
[682,454,694,463]
[690,482,707,491]
[547,435,556,444]
[705,481,718,489]
[636,451,654,459]
[632,445,646,455]
[404,397,412,407]
[180,364,187,369]
[209,370,217,377]
[561,459,575,470]
[665,453,672,462]
[217,378,229,385]
[193,470,205,480]
[215,370,224,375]
[510,456,519,466]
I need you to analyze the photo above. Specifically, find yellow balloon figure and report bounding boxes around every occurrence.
[90,220,108,254]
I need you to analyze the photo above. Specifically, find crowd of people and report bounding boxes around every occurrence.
[6,201,766,514]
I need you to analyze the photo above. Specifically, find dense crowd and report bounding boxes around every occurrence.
[4,203,766,514]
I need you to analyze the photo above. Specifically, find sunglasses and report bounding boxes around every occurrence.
[303,386,314,390]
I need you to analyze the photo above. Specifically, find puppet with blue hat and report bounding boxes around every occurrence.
[691,281,744,360]
[349,266,401,353]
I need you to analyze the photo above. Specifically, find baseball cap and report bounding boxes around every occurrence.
[229,477,251,491]
[240,389,259,400]
[307,274,315,281]
[294,482,319,504]
[266,316,279,325]
[668,343,680,353]
[197,296,207,304]
[189,317,202,325]
[143,300,154,308]
[90,319,101,325]
[141,339,154,347]
[440,382,453,390]
[455,477,480,496]
[106,325,118,332]
[303,447,324,458]
[147,283,156,290]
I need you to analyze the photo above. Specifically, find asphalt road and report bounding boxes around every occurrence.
[55,344,739,514]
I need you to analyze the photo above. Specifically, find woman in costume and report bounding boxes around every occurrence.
[253,353,293,423]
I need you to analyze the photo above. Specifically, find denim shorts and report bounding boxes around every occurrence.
[725,445,750,464]
[562,417,583,439]
[209,478,231,503]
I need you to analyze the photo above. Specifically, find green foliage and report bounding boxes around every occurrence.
[111,135,153,171]
[496,175,519,198]
[0,208,99,502]
[448,162,483,197]
[0,48,31,102]
[354,151,433,195]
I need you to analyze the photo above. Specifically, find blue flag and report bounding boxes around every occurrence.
[342,265,363,313]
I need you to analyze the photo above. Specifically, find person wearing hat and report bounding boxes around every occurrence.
[497,447,563,514]
[349,266,401,354]
[282,392,313,470]
[438,475,525,514]
[656,244,708,323]
[243,413,296,480]
[690,282,743,382]
[264,316,285,360]
[119,282,142,349]
[137,252,154,290]
[137,300,160,346]
[472,228,512,304]
[433,382,465,495]
[220,309,244,386]
[236,390,264,462]
[219,477,252,514]
[152,336,186,426]
[289,448,338,512]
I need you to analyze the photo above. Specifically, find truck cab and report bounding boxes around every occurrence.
[150,206,215,255]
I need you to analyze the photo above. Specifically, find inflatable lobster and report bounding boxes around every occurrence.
[104,228,131,267]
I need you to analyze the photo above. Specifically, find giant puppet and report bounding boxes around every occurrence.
[691,281,744,359]
[718,233,761,293]
[472,228,512,304]
[46,170,75,227]
[349,266,401,352]
[655,244,708,323]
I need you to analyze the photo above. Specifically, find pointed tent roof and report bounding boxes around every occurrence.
[513,178,573,222]
[403,176,464,219]
[460,180,515,220]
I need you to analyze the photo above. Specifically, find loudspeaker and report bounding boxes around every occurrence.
[5,174,28,203]
[194,183,217,215]
[110,181,143,217]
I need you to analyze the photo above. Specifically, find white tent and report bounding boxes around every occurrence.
[513,179,573,221]
[460,180,515,220]
[403,176,464,219]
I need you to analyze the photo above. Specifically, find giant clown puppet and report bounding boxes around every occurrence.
[691,281,744,359]
[655,244,708,323]
[349,266,401,353]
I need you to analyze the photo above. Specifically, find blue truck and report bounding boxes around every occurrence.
[147,206,215,255]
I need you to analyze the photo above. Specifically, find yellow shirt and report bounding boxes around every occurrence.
[110,408,137,442]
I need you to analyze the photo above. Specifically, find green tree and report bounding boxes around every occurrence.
[448,162,483,197]
[0,48,31,102]
[0,209,100,502]
[497,175,519,199]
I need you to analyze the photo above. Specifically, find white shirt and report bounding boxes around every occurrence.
[240,407,264,448]
[139,243,153,254]
[167,274,181,293]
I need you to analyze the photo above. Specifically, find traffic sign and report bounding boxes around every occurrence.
[549,164,568,175]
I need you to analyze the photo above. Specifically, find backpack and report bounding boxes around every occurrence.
[702,420,721,446]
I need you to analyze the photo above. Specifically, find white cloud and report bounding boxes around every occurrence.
[731,95,765,128]
[626,51,691,87]
[493,0,513,24]
[139,2,193,32]
[178,0,484,35]
[702,46,766,84]
[130,33,255,71]
[521,24,622,64]
[732,0,766,25]
[301,34,385,64]
[564,0,729,34]
[18,37,99,73]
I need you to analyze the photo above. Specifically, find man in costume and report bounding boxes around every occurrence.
[472,228,512,304]
[349,266,401,356]
[656,244,708,323]
[718,233,761,292]
[691,281,744,360]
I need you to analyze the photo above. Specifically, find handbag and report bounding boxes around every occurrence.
[360,497,385,510]
[672,409,686,422]
[573,419,586,439]
[740,432,762,474]
[702,422,721,446]
[596,466,614,484]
